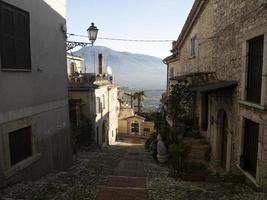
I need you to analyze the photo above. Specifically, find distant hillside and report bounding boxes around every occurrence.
[73,46,167,90]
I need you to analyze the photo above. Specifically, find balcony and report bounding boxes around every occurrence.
[68,73,112,87]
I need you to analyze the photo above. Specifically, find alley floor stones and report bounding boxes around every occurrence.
[97,147,148,200]
[0,144,267,200]
[0,146,126,200]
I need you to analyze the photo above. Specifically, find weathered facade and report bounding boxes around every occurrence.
[68,54,119,146]
[164,0,267,190]
[0,0,72,187]
[118,107,155,138]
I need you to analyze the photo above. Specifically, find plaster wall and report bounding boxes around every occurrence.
[0,0,71,186]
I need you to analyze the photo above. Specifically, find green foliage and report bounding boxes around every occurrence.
[133,91,146,114]
[145,111,171,160]
[168,82,195,122]
[167,82,197,138]
[168,142,191,175]
[71,115,94,153]
[184,161,209,175]
[145,133,158,160]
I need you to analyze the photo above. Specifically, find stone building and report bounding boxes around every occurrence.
[118,107,155,139]
[0,0,72,187]
[68,54,119,146]
[164,0,267,190]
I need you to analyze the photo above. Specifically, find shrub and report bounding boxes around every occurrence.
[185,161,210,175]
[168,142,191,175]
[71,115,94,153]
[145,133,158,160]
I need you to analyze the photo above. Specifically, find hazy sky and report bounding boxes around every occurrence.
[67,0,194,58]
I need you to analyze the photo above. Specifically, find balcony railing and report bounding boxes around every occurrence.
[68,73,112,85]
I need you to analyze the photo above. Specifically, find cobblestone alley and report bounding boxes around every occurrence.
[0,141,267,200]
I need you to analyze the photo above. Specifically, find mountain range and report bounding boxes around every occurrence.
[73,46,167,90]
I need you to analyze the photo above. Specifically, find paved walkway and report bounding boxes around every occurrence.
[97,146,148,200]
[1,143,266,200]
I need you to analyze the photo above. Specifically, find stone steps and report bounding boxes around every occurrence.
[97,147,148,200]
[107,176,147,188]
[183,137,210,162]
[97,186,148,200]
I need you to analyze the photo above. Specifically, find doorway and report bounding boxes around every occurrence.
[201,93,208,131]
[217,110,228,170]
[242,119,259,177]
[102,121,106,143]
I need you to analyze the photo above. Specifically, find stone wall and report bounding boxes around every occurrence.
[165,0,267,189]
[212,0,267,188]
[175,0,216,75]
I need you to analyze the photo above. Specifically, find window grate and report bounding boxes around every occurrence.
[246,35,264,104]
[241,119,259,178]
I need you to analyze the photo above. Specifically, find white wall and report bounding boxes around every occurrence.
[67,57,85,74]
[44,0,66,17]
[94,85,119,145]
[108,87,119,145]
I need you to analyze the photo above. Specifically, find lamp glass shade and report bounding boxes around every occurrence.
[87,23,98,44]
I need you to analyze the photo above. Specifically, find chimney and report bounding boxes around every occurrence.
[98,54,104,75]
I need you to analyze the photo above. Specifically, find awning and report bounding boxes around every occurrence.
[190,81,238,93]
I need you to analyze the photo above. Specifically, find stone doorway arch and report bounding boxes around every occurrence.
[216,109,228,170]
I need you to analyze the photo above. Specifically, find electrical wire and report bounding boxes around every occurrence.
[67,33,173,43]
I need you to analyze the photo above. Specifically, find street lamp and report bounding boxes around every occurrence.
[87,23,98,45]
[66,22,98,51]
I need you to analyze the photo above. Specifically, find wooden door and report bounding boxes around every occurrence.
[242,119,259,177]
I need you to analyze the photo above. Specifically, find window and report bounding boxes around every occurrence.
[70,62,77,74]
[0,1,31,70]
[131,121,139,133]
[241,119,259,177]
[144,128,150,132]
[9,126,32,166]
[96,97,101,113]
[246,35,264,104]
[190,35,197,57]
[102,94,105,109]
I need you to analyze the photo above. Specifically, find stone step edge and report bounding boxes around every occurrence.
[98,186,148,191]
[108,175,147,179]
[107,175,147,188]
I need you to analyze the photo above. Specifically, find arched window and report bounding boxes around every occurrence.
[190,35,197,57]
[131,121,139,133]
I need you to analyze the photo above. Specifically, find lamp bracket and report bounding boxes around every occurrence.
[66,41,92,51]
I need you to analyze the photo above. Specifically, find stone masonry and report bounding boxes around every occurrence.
[164,0,267,190]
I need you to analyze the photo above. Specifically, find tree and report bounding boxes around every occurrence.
[134,91,146,114]
[124,92,136,108]
[168,82,195,136]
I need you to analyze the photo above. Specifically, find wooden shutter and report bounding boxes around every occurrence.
[246,35,264,104]
[1,2,31,70]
